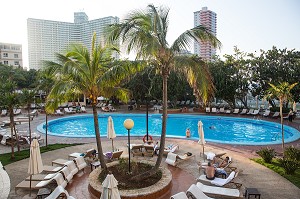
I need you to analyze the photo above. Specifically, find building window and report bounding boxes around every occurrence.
[4,61,8,65]
[14,54,18,58]
[14,61,19,65]
[3,53,8,57]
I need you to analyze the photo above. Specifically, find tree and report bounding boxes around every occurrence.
[108,4,221,178]
[0,81,21,159]
[44,33,143,170]
[266,82,298,155]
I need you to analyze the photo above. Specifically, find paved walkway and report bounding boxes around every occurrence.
[1,107,300,199]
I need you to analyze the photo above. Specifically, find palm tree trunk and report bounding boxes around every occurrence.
[9,108,15,159]
[280,98,285,157]
[28,105,32,144]
[45,113,48,146]
[92,103,107,170]
[154,72,168,170]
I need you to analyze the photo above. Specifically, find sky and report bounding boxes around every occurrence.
[1,0,300,69]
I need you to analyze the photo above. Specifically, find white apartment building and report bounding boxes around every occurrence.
[194,7,217,61]
[0,42,23,68]
[27,12,119,70]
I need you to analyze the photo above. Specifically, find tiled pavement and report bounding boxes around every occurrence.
[1,107,300,199]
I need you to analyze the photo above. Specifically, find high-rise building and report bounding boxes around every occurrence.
[0,42,23,68]
[194,7,217,61]
[27,12,119,70]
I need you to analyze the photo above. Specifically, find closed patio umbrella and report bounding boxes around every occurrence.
[28,139,43,197]
[100,173,121,199]
[198,121,206,160]
[293,101,297,112]
[107,116,116,151]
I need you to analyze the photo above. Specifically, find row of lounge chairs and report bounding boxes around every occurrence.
[206,107,281,118]
[1,109,22,116]
[130,143,179,157]
[54,107,87,116]
[15,156,87,198]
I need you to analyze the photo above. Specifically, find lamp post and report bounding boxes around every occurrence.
[146,95,149,142]
[124,119,134,173]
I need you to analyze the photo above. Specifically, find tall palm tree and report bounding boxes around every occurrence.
[267,82,298,155]
[37,67,57,146]
[44,33,143,169]
[107,4,221,177]
[20,89,36,144]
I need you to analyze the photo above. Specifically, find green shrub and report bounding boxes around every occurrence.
[284,146,300,161]
[256,147,276,163]
[278,158,300,175]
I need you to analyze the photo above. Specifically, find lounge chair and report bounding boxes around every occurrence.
[25,173,58,181]
[165,152,194,167]
[74,156,87,172]
[144,145,155,157]
[186,184,214,199]
[60,166,73,182]
[26,109,38,117]
[239,109,247,115]
[197,171,242,189]
[203,151,226,160]
[13,109,22,115]
[272,111,280,118]
[263,110,270,117]
[68,148,96,159]
[80,106,87,113]
[196,182,241,198]
[225,109,231,114]
[211,108,217,114]
[104,150,124,162]
[219,108,225,114]
[43,166,64,173]
[251,109,260,115]
[232,109,239,114]
[101,106,110,112]
[55,109,64,115]
[1,109,7,116]
[205,107,210,113]
[64,108,76,114]
[65,160,79,176]
[45,185,75,199]
[246,109,254,115]
[170,192,189,199]
[15,173,67,193]
[130,144,144,157]
[163,144,179,155]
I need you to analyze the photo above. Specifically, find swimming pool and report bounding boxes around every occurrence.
[37,114,300,145]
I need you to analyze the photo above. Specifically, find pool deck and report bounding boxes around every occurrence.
[1,106,300,199]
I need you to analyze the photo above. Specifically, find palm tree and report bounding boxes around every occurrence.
[44,33,143,169]
[0,81,21,159]
[267,82,298,155]
[37,67,57,146]
[107,4,221,178]
[20,89,36,144]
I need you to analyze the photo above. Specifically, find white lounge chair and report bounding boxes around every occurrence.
[263,110,270,117]
[251,109,260,115]
[26,109,38,117]
[197,171,242,188]
[211,108,217,113]
[225,109,231,114]
[55,109,64,115]
[45,185,75,199]
[65,161,79,176]
[247,109,254,115]
[170,192,189,199]
[1,110,7,116]
[219,108,225,114]
[74,156,87,172]
[165,152,194,166]
[13,109,22,115]
[196,182,241,198]
[80,106,87,113]
[239,109,247,115]
[232,109,239,114]
[163,144,179,155]
[64,108,76,114]
[205,107,210,113]
[186,184,214,199]
[272,112,280,118]
[60,166,73,182]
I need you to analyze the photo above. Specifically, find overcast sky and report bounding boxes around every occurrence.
[1,0,299,69]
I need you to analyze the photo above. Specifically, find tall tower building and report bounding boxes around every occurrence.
[194,7,217,61]
[0,42,23,68]
[27,12,119,70]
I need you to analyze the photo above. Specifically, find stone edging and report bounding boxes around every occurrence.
[88,160,172,199]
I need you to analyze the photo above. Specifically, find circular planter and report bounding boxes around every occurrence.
[88,160,172,199]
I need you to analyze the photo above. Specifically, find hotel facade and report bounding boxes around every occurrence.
[0,42,23,68]
[194,7,217,61]
[27,12,119,70]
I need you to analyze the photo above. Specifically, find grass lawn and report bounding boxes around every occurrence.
[0,143,79,166]
[252,158,300,188]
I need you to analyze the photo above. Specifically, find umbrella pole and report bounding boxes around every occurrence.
[112,139,114,152]
[29,174,32,196]
[202,145,205,161]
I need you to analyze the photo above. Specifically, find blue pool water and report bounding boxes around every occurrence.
[37,114,300,145]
